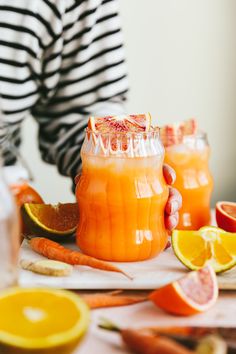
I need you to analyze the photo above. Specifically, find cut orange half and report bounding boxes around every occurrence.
[172,226,236,273]
[216,201,236,232]
[149,266,218,316]
[0,287,90,354]
[21,203,79,240]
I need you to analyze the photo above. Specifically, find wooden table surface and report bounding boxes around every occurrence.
[75,290,236,354]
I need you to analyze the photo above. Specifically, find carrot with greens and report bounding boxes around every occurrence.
[99,318,194,354]
[80,290,147,309]
[28,237,132,279]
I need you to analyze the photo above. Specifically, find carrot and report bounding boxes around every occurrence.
[99,318,194,354]
[121,329,195,354]
[80,290,147,309]
[28,237,132,279]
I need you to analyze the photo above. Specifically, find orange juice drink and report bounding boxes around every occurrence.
[76,130,168,262]
[164,133,213,230]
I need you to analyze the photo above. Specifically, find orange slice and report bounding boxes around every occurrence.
[172,226,236,273]
[216,201,236,232]
[0,287,89,354]
[21,203,79,240]
[149,266,218,316]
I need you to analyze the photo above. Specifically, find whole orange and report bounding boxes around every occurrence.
[10,183,44,240]
[10,183,44,206]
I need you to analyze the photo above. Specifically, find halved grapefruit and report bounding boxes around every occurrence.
[149,266,218,316]
[216,201,236,233]
[88,113,152,133]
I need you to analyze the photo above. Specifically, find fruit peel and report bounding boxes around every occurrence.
[216,201,236,233]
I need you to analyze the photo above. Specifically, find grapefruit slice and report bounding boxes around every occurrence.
[21,203,79,240]
[160,118,198,147]
[88,113,152,133]
[216,201,236,232]
[0,287,89,354]
[172,226,236,273]
[149,266,218,316]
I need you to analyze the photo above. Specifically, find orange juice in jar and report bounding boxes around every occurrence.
[76,128,168,262]
[161,122,213,230]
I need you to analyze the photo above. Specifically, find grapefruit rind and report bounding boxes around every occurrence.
[172,227,236,273]
[0,287,90,351]
[21,203,79,240]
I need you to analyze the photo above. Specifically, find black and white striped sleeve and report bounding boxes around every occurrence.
[32,0,129,179]
[0,0,128,179]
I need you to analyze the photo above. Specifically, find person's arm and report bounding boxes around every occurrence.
[32,0,128,180]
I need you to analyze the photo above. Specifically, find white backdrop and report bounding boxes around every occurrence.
[21,0,236,203]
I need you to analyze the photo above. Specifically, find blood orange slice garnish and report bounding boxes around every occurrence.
[160,118,198,147]
[216,201,236,232]
[149,266,218,316]
[88,113,152,133]
[88,113,152,151]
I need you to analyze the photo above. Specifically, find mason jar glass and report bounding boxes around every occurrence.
[76,129,169,262]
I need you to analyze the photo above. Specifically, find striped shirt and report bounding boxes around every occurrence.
[0,0,128,179]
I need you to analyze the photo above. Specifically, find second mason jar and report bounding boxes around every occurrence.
[163,132,213,230]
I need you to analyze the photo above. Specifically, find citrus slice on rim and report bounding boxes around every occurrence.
[160,118,198,147]
[216,201,236,232]
[21,203,79,240]
[172,226,236,273]
[149,266,218,316]
[88,113,152,152]
[0,287,90,354]
[88,113,152,133]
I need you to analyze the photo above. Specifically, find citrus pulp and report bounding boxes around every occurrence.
[0,287,90,354]
[149,266,218,316]
[21,203,79,240]
[172,226,236,273]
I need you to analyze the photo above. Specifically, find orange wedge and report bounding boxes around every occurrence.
[172,226,236,273]
[21,203,79,240]
[149,266,218,316]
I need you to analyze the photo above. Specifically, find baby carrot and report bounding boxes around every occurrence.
[28,237,132,279]
[80,290,147,309]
